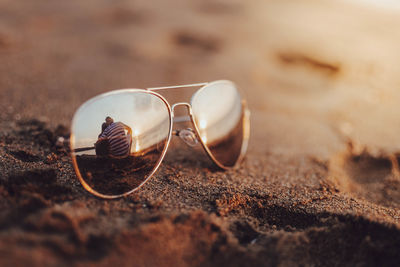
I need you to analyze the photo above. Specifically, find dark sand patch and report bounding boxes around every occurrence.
[328,145,400,210]
[278,52,341,76]
[173,32,221,52]
[0,120,399,266]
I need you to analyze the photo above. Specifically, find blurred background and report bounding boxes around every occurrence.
[0,0,399,158]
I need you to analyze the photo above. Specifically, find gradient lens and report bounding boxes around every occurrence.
[191,81,249,167]
[71,90,171,197]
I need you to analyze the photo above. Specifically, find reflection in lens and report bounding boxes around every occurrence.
[71,90,171,197]
[191,81,247,167]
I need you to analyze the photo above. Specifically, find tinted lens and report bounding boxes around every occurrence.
[71,90,171,197]
[191,81,248,167]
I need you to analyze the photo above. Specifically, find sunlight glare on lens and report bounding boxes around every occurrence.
[134,129,140,152]
[199,119,207,129]
[201,134,207,144]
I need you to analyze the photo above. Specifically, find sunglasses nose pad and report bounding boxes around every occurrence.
[177,128,198,147]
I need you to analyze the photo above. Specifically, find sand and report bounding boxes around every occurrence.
[0,0,400,266]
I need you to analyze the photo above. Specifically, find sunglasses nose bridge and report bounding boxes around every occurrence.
[171,103,201,147]
[171,102,193,118]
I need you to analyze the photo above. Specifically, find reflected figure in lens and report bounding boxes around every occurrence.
[95,116,132,158]
[99,120,108,137]
[72,92,172,197]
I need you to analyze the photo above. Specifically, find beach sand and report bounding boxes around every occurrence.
[0,0,400,266]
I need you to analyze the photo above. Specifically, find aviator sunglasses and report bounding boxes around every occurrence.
[69,80,250,198]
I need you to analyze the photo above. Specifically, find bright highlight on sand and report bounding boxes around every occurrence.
[345,0,400,9]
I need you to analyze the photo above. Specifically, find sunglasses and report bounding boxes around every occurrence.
[69,80,250,199]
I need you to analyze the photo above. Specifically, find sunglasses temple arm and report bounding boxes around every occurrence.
[55,136,95,153]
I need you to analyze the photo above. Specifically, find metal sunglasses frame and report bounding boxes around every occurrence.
[70,80,250,199]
